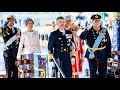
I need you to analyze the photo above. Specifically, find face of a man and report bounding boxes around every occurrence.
[56,19,65,30]
[7,20,14,27]
[92,19,101,28]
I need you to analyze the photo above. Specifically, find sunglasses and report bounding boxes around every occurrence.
[71,28,76,31]
[66,20,71,22]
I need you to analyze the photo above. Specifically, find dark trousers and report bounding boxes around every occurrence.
[51,61,62,78]
[51,60,72,78]
[4,57,18,78]
[88,59,107,78]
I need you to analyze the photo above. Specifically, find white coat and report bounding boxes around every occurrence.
[17,30,41,59]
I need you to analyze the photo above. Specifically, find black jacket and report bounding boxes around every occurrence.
[80,26,112,62]
[1,25,21,59]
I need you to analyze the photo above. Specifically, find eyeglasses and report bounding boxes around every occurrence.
[71,28,76,31]
[66,20,71,22]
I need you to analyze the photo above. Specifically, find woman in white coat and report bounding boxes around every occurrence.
[17,18,41,60]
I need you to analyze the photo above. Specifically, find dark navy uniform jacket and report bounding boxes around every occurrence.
[80,26,112,62]
[48,29,74,77]
[1,25,21,60]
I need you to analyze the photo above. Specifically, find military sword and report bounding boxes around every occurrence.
[51,55,66,78]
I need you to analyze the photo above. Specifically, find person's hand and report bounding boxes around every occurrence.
[17,58,21,60]
[17,55,21,60]
[48,54,53,61]
[71,57,75,65]
[15,59,21,66]
[111,51,116,55]
[107,62,112,67]
[76,47,80,50]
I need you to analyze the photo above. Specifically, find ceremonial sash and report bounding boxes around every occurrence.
[4,28,20,51]
[88,28,106,59]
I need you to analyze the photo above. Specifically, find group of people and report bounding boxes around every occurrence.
[0,15,41,78]
[0,14,113,78]
[48,14,112,78]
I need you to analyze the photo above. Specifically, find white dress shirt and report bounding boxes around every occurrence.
[7,25,15,34]
[17,30,41,59]
[59,29,66,35]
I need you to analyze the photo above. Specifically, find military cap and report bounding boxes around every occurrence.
[91,14,102,20]
[7,15,15,21]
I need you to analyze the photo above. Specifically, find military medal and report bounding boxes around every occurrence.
[66,34,72,39]
[6,28,10,35]
[103,39,106,42]
[67,43,70,46]
[3,34,6,37]
[105,39,107,42]
[94,37,96,39]
[7,32,10,35]
[58,38,62,40]
[68,38,71,42]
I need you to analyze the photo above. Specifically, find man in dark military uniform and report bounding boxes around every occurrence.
[0,15,21,78]
[48,16,74,78]
[80,14,112,78]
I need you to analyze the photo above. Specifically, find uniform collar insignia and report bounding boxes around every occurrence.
[66,34,72,38]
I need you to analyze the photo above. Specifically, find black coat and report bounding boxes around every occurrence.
[80,26,112,62]
[48,29,74,78]
[1,25,21,60]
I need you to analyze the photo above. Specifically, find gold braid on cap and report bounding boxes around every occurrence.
[95,15,98,19]
[8,15,15,21]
